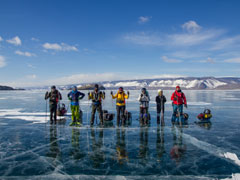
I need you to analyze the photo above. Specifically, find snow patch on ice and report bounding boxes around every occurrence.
[222,152,240,166]
[221,174,240,180]
[0,109,69,124]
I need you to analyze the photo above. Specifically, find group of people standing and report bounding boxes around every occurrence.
[45,84,187,126]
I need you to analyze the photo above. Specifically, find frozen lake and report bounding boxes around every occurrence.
[0,90,240,179]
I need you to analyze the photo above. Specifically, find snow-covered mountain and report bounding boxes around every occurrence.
[26,77,240,90]
[98,77,240,90]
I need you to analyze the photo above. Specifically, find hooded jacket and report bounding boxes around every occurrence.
[171,90,187,105]
[138,92,150,108]
[68,90,85,106]
[112,91,129,106]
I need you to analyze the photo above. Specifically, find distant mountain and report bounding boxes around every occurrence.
[25,77,240,90]
[0,85,24,90]
[72,77,240,90]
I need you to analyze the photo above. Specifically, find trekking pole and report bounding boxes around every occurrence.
[87,91,90,127]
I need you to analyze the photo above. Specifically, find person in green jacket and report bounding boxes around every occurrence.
[68,86,85,126]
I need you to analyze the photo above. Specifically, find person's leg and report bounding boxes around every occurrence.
[50,106,54,124]
[157,105,161,125]
[161,106,165,126]
[75,105,80,125]
[143,108,148,125]
[140,107,144,126]
[179,105,184,125]
[116,106,120,126]
[90,105,97,126]
[53,105,57,124]
[121,106,126,126]
[70,105,75,126]
[97,105,103,125]
[171,104,178,125]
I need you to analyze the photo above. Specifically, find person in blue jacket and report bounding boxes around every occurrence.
[68,86,85,126]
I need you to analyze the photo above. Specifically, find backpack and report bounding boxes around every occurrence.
[103,110,115,121]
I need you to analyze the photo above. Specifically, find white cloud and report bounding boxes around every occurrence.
[123,32,163,46]
[197,57,216,63]
[6,36,22,46]
[162,56,182,63]
[0,55,6,68]
[138,16,151,24]
[124,29,223,47]
[224,57,240,63]
[15,50,36,57]
[168,30,223,46]
[26,74,37,79]
[210,35,240,50]
[0,36,3,42]
[182,20,201,33]
[31,37,39,41]
[27,64,36,69]
[43,42,78,51]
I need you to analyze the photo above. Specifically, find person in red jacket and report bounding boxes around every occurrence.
[171,86,187,125]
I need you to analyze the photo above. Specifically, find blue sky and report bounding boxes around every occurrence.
[0,0,240,87]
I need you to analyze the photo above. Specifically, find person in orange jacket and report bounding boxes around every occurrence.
[111,87,129,126]
[171,86,187,125]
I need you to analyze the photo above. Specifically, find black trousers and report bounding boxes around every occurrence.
[116,105,126,126]
[91,104,103,125]
[157,105,165,125]
[50,104,57,122]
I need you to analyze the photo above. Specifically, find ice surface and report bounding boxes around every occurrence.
[0,90,239,179]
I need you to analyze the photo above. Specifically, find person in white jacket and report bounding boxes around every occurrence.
[138,88,150,126]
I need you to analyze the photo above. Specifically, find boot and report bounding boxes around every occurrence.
[69,118,76,126]
[90,114,95,126]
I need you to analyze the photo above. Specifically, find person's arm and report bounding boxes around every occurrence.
[183,93,187,107]
[79,92,85,100]
[59,92,62,100]
[138,94,142,101]
[183,93,187,105]
[124,91,129,99]
[101,91,105,100]
[163,96,167,103]
[170,92,174,101]
[67,92,72,100]
[148,94,150,102]
[112,92,117,99]
[88,92,92,100]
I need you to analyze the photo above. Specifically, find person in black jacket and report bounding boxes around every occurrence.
[45,86,62,124]
[155,89,166,126]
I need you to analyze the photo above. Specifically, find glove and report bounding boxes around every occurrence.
[88,92,90,96]
[45,91,48,100]
[127,91,130,95]
[103,92,105,96]
[141,94,143,97]
[184,104,188,108]
[111,91,113,95]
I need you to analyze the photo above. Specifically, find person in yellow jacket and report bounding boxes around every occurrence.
[111,87,129,126]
